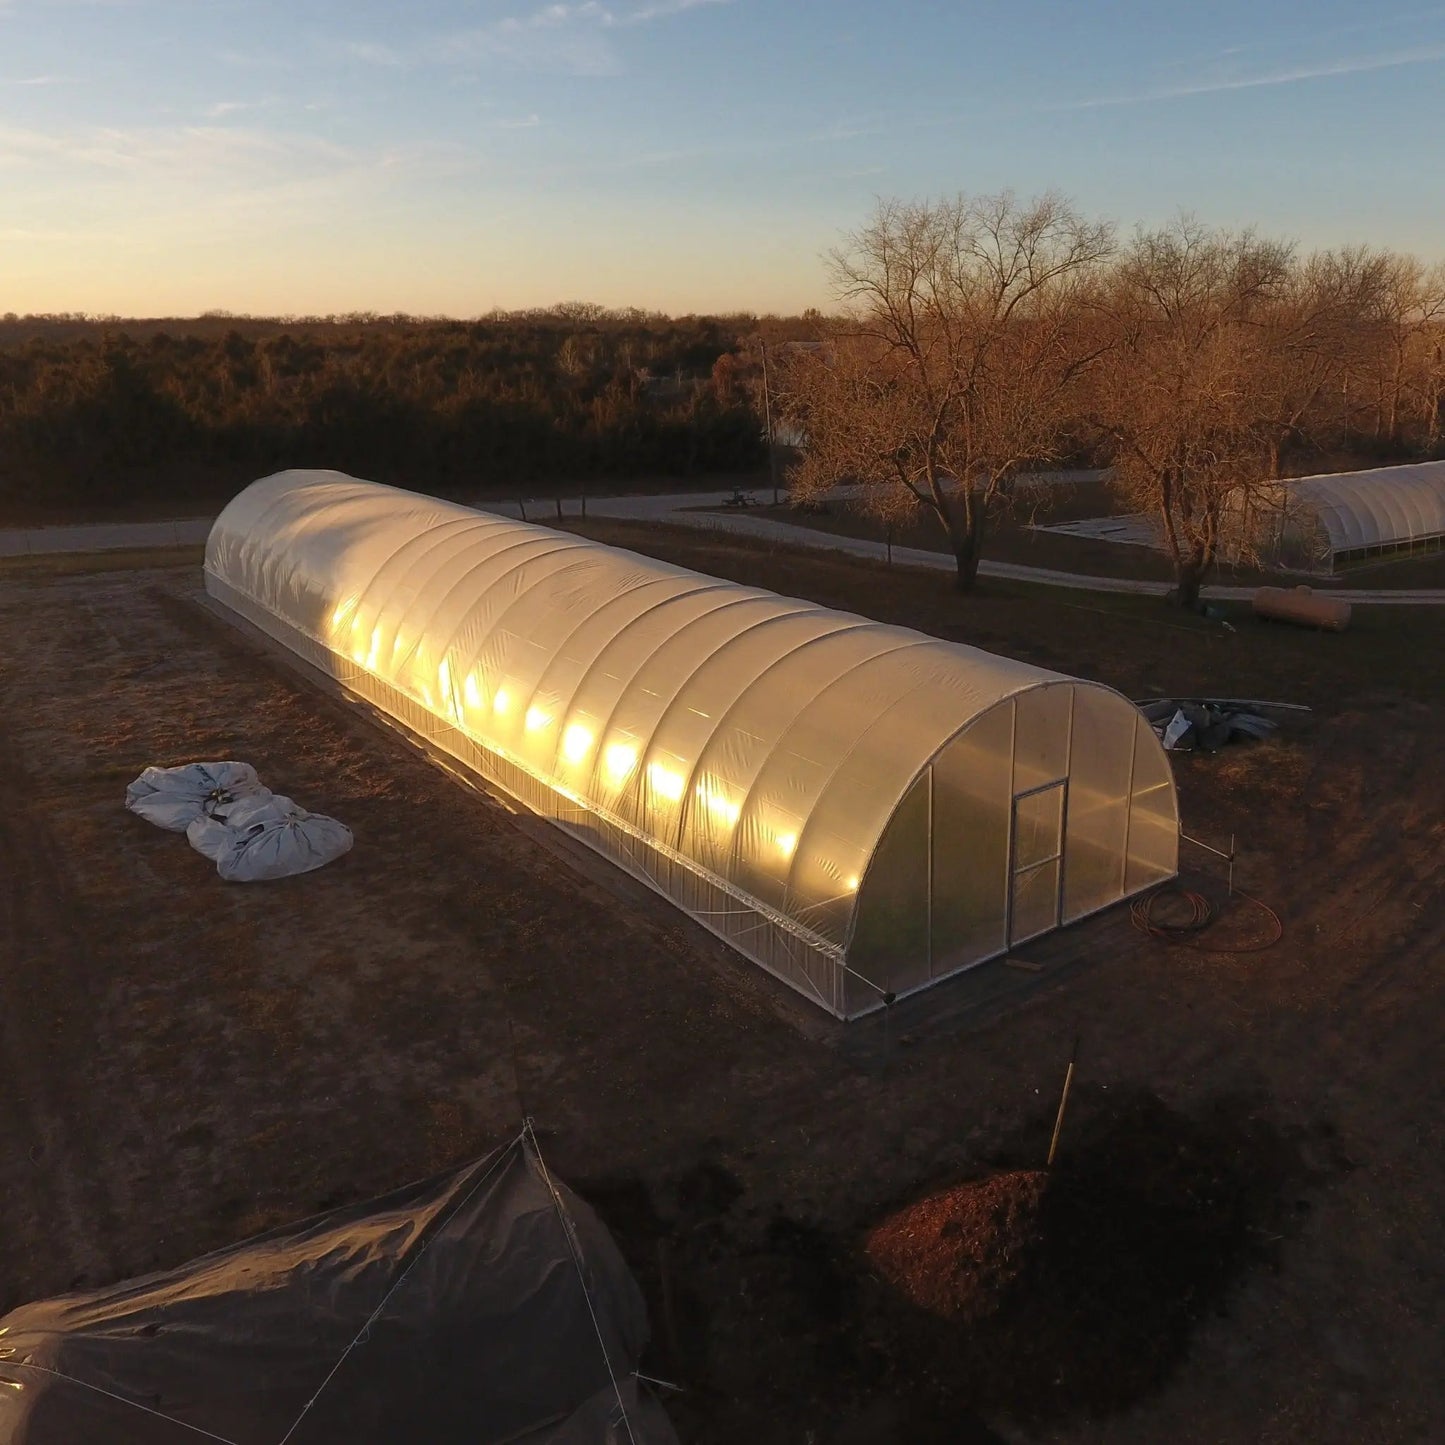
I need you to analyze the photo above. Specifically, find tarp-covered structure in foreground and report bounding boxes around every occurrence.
[0,1134,675,1445]
[1261,460,1445,571]
[205,471,1179,1018]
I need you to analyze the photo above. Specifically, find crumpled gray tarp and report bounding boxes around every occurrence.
[1139,698,1281,754]
[124,762,265,833]
[185,793,353,882]
[127,765,352,882]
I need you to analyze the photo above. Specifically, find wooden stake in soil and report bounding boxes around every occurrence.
[1047,1036,1079,1169]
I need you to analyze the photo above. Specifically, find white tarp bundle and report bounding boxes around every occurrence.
[187,793,354,882]
[125,761,265,832]
[127,762,352,882]
[186,791,300,859]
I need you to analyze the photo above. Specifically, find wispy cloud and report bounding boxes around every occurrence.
[343,0,735,77]
[619,0,731,24]
[0,121,353,176]
[0,0,137,15]
[340,39,403,67]
[0,119,455,260]
[423,4,621,76]
[497,113,542,129]
[5,74,75,86]
[0,224,125,244]
[218,47,295,72]
[1070,41,1445,109]
[511,112,891,183]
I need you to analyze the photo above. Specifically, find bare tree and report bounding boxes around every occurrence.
[781,193,1113,591]
[556,333,595,384]
[1256,248,1445,456]
[1412,276,1445,449]
[1091,219,1294,608]
[1249,246,1392,476]
[1372,255,1445,446]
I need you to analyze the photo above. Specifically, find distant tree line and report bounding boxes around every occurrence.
[0,306,791,512]
[782,195,1445,604]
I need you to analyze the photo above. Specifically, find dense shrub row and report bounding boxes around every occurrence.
[0,310,776,511]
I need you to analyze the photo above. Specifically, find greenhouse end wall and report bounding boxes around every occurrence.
[843,681,1177,1017]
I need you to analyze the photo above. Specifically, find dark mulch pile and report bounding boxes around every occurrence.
[586,1090,1316,1442]
[861,1089,1307,1423]
[866,1169,1048,1324]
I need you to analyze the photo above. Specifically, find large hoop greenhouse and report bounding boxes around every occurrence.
[205,471,1179,1019]
[1263,460,1445,571]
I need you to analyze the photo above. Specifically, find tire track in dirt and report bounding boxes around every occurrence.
[0,731,126,1313]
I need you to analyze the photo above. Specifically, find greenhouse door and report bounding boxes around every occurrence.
[1008,779,1066,947]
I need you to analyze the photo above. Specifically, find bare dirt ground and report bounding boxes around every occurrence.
[1,539,1442,1444]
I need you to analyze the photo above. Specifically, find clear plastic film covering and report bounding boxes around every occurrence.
[1286,461,1445,563]
[206,472,1179,1019]
[1125,712,1180,896]
[928,701,1013,975]
[1063,685,1137,922]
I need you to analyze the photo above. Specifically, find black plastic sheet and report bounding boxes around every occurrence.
[0,1136,675,1445]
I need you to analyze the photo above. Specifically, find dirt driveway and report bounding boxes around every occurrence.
[0,552,1441,1443]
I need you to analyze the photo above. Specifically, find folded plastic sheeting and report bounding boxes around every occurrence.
[184,791,297,860]
[126,764,352,882]
[0,1135,677,1445]
[185,793,354,882]
[124,761,265,832]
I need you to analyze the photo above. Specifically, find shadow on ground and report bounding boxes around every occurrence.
[580,1088,1341,1444]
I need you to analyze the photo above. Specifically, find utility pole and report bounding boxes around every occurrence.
[759,338,780,505]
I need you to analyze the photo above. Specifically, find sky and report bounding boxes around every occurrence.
[2,0,1443,317]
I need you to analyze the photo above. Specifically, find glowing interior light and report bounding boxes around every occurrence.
[492,688,511,715]
[365,626,381,671]
[329,602,351,631]
[525,706,550,732]
[647,762,686,801]
[561,723,593,763]
[696,783,740,825]
[775,831,798,859]
[604,742,638,780]
[463,673,483,710]
[844,875,861,892]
